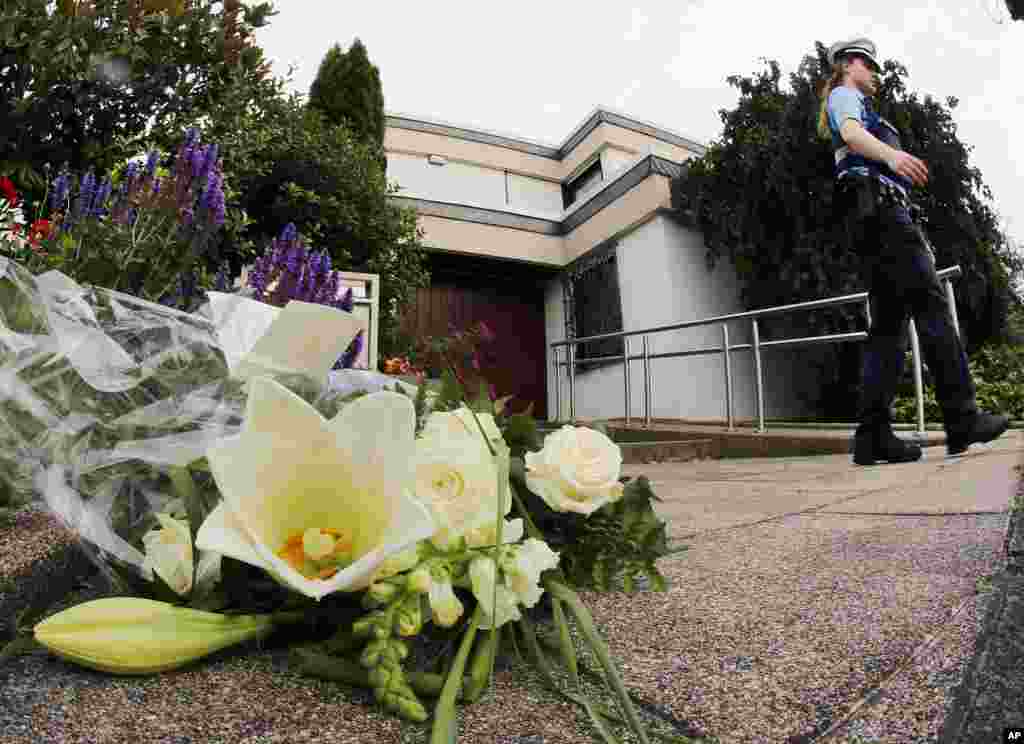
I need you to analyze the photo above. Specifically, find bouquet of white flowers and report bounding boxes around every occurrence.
[0,254,674,743]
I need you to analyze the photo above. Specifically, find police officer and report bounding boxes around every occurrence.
[820,38,1008,465]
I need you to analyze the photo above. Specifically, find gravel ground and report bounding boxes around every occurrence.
[579,511,1008,743]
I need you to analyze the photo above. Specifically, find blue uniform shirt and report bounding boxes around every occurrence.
[827,86,909,196]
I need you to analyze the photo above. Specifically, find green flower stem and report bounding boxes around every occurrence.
[517,615,622,744]
[545,579,651,744]
[510,487,545,541]
[269,610,307,625]
[429,606,481,744]
[551,596,579,687]
[463,629,498,703]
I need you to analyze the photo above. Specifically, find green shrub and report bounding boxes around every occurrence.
[892,342,1024,423]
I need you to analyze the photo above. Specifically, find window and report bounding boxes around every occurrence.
[562,241,624,370]
[562,158,603,209]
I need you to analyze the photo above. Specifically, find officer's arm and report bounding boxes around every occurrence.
[840,119,929,186]
[839,120,900,169]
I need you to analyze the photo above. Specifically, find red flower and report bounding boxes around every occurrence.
[0,176,18,207]
[28,218,53,245]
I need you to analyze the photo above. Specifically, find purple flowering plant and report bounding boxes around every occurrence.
[29,128,228,308]
[245,222,365,369]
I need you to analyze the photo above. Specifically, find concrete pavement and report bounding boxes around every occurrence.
[1,431,1021,743]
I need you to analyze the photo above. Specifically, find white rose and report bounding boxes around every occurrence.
[524,426,624,516]
[415,408,511,549]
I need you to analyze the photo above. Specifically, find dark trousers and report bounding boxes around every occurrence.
[848,204,977,430]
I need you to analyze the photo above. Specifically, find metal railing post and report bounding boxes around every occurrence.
[722,324,734,431]
[642,335,652,426]
[752,319,766,433]
[908,319,926,436]
[548,265,961,431]
[567,342,576,422]
[552,346,561,423]
[943,280,961,340]
[622,337,631,425]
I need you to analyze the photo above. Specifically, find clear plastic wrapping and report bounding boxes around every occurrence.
[0,257,412,586]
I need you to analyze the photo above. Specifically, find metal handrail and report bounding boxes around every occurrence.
[550,265,963,435]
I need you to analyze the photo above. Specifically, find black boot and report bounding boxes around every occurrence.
[853,424,923,466]
[944,411,1009,456]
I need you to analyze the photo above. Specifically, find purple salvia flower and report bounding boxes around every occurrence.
[72,170,95,219]
[280,222,298,243]
[184,127,199,149]
[145,150,159,177]
[50,172,70,211]
[338,286,354,312]
[92,177,112,217]
[316,270,339,305]
[152,177,161,196]
[208,170,225,227]
[336,330,364,369]
[321,251,332,275]
[214,263,231,292]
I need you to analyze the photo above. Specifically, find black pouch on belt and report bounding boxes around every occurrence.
[835,174,878,221]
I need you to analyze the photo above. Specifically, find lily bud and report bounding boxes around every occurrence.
[34,598,275,675]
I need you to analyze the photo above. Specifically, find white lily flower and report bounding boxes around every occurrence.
[142,515,220,597]
[194,376,436,600]
[468,556,521,629]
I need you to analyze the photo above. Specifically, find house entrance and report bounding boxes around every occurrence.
[401,251,555,419]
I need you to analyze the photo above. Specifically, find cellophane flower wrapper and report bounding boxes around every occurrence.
[0,257,406,589]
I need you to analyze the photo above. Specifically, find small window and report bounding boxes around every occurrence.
[562,158,603,209]
[563,243,624,369]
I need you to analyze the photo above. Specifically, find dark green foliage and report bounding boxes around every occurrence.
[0,0,275,209]
[308,39,386,149]
[176,78,427,358]
[672,44,1022,419]
[892,340,1024,422]
[511,466,673,594]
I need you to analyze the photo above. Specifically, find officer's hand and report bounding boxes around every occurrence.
[887,151,929,187]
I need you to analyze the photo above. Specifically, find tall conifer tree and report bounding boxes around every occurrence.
[308,39,386,149]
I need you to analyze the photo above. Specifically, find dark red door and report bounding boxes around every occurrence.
[402,258,550,419]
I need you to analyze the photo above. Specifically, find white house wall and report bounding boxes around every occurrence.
[546,214,819,422]
[387,152,506,209]
[506,172,563,215]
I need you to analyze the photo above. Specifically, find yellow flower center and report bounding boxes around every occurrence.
[277,527,353,580]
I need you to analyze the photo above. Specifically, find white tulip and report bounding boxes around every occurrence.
[525,426,624,516]
[195,376,435,600]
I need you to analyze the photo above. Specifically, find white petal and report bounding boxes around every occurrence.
[241,375,330,441]
[206,291,280,374]
[328,391,417,553]
[194,502,267,569]
[235,300,364,383]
